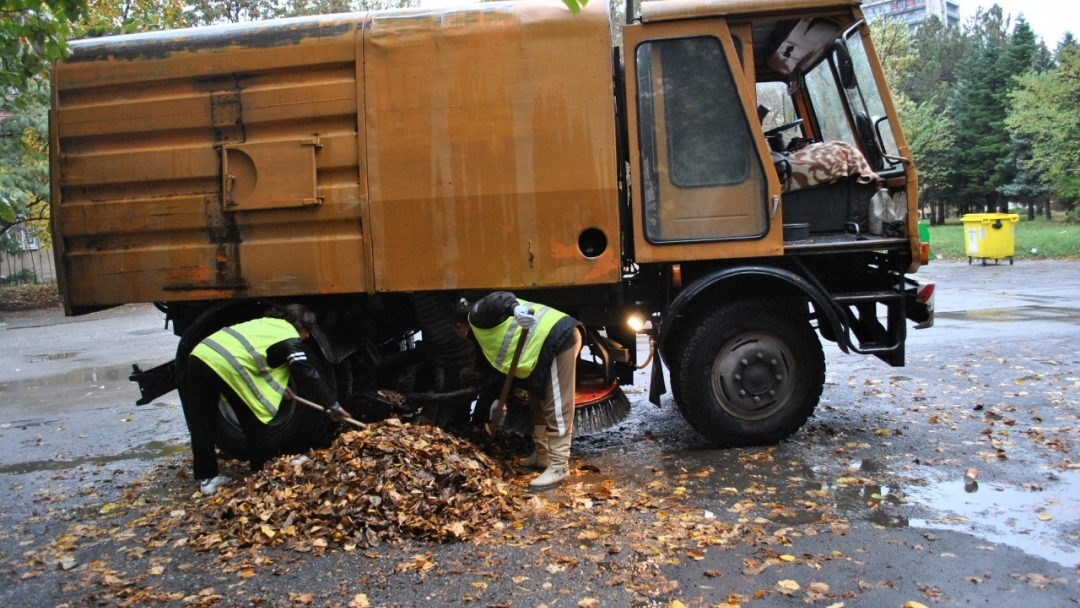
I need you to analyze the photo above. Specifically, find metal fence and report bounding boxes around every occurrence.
[0,245,56,286]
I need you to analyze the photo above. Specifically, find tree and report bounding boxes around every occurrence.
[899,15,965,109]
[79,0,189,37]
[1,0,85,94]
[870,18,917,86]
[0,78,50,239]
[945,8,1038,215]
[1007,43,1080,218]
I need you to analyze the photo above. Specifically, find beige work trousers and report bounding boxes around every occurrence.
[531,329,582,438]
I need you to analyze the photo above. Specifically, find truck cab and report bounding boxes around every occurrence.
[623,0,917,264]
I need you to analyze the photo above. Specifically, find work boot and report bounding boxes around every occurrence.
[529,434,571,490]
[199,475,230,496]
[521,425,550,469]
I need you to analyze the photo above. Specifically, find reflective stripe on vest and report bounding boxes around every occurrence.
[191,317,298,424]
[471,300,567,379]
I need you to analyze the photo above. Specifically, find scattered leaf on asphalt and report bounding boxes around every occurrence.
[776,579,800,595]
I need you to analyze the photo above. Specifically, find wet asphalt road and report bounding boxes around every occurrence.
[1,260,1079,607]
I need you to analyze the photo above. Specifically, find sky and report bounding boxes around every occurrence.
[960,1,1078,46]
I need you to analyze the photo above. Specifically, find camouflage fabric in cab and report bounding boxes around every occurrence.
[778,141,879,192]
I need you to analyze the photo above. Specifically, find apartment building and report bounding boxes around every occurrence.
[863,0,961,30]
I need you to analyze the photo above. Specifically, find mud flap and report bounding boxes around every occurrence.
[130,360,177,406]
[648,356,666,406]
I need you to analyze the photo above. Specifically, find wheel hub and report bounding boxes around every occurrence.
[711,334,795,419]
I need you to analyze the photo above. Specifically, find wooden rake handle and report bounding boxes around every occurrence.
[288,391,367,429]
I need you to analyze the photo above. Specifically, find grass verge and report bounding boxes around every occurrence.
[926,218,1080,261]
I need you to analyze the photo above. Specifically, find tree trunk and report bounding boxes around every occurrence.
[1046,200,1052,220]
[1027,200,1035,221]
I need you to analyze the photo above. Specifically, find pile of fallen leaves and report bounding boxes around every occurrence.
[199,419,523,552]
[0,283,61,311]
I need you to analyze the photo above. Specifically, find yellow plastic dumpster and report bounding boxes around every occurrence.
[962,213,1019,265]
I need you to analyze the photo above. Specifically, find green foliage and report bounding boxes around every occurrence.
[561,0,587,14]
[78,0,188,36]
[870,18,916,86]
[0,78,50,241]
[1007,43,1080,213]
[898,15,965,108]
[869,19,955,209]
[899,94,954,203]
[0,267,36,285]
[945,9,1038,211]
[0,0,85,93]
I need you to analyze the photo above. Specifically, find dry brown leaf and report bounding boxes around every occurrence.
[776,580,800,595]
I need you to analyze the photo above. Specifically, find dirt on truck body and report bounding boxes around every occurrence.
[50,0,934,452]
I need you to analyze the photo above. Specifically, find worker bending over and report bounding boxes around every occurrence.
[183,304,347,495]
[464,292,582,490]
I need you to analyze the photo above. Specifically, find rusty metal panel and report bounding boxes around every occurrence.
[52,15,369,310]
[364,0,620,292]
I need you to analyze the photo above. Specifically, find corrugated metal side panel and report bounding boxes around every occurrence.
[365,0,621,292]
[53,15,367,309]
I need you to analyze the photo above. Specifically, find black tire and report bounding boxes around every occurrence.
[175,302,336,459]
[675,300,825,447]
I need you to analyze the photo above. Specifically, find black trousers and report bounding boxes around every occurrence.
[183,357,272,480]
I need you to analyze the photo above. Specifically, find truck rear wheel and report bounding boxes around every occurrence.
[676,300,824,446]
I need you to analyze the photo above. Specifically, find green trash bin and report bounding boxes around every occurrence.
[961,213,1019,265]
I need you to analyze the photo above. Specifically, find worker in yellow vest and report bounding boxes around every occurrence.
[464,292,582,490]
[183,304,347,494]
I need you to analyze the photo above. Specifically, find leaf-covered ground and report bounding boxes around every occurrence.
[2,262,1079,607]
[0,283,61,312]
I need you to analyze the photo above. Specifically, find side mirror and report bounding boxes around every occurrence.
[834,39,856,90]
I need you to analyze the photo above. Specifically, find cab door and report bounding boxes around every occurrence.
[624,18,784,264]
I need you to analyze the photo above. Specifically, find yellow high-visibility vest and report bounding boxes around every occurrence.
[191,317,298,423]
[471,299,567,378]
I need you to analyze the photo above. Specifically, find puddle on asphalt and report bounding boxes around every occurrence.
[936,306,1080,326]
[0,441,189,475]
[906,471,1080,567]
[0,364,129,392]
[26,351,84,362]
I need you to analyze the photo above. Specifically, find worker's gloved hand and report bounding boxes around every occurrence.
[327,403,350,423]
[513,305,536,330]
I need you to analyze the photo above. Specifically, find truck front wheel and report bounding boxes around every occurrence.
[676,301,824,446]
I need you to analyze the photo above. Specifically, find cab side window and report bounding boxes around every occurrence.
[636,36,768,243]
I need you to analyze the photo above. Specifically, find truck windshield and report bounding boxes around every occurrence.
[842,29,900,160]
[804,59,856,146]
